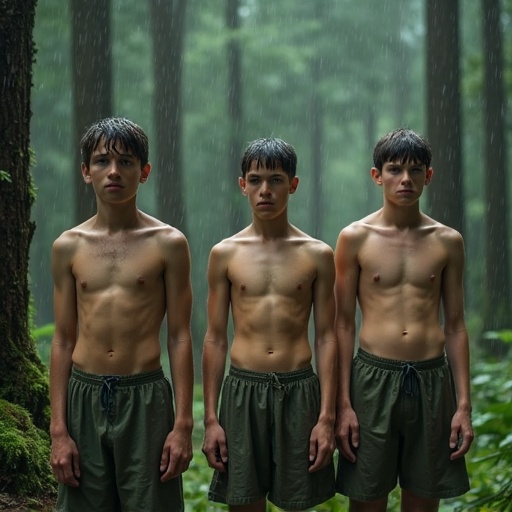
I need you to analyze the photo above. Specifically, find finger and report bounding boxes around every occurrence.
[351,425,360,449]
[449,426,459,450]
[72,451,81,479]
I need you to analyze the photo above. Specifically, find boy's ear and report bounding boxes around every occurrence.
[425,167,434,185]
[370,167,382,185]
[81,163,92,184]
[140,163,151,183]
[239,176,247,196]
[289,176,299,194]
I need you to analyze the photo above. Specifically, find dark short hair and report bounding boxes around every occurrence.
[80,117,149,168]
[373,128,432,171]
[241,138,297,178]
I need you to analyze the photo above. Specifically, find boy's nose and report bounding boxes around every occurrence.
[108,162,120,178]
[260,181,270,195]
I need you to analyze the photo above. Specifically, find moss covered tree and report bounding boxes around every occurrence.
[0,0,54,499]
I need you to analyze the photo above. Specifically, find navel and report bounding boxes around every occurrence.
[402,330,408,336]
[108,349,114,357]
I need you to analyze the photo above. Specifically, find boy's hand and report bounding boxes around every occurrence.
[308,420,335,472]
[335,406,359,463]
[202,422,228,472]
[51,433,81,487]
[449,409,474,460]
[160,427,193,481]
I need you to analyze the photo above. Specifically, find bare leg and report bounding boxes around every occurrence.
[349,497,388,512]
[230,497,266,512]
[401,490,439,512]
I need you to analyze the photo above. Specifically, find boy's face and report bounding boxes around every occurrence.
[82,137,151,201]
[371,160,433,205]
[239,160,298,219]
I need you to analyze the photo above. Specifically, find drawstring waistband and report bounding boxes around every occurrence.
[356,348,446,397]
[229,365,314,388]
[100,376,120,413]
[401,363,420,397]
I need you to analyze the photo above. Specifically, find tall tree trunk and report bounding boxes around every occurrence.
[226,0,245,234]
[426,0,464,236]
[481,0,511,331]
[149,0,187,232]
[71,0,112,223]
[310,0,324,239]
[0,0,49,429]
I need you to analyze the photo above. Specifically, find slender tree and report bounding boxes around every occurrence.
[149,0,187,232]
[310,0,325,239]
[226,0,245,234]
[0,0,49,426]
[481,0,511,331]
[426,0,464,236]
[71,0,112,223]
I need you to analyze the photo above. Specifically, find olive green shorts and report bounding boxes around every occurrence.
[336,349,470,502]
[208,365,335,510]
[56,367,183,512]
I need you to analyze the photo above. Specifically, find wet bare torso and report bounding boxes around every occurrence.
[356,214,451,361]
[227,232,321,373]
[69,220,168,375]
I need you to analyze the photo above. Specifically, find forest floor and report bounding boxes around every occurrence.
[0,493,55,512]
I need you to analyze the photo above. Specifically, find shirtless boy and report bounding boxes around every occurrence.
[335,128,473,512]
[49,117,193,512]
[201,138,337,511]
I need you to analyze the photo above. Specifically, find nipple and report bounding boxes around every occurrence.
[80,280,87,289]
[241,284,246,291]
[373,274,380,282]
[430,274,436,282]
[137,276,145,285]
[297,282,303,290]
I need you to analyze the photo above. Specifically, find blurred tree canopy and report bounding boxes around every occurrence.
[30,0,511,364]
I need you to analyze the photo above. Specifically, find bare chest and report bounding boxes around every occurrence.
[228,247,316,298]
[72,236,163,292]
[359,234,447,289]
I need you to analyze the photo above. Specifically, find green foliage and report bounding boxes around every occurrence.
[447,358,512,511]
[0,169,12,182]
[0,399,56,497]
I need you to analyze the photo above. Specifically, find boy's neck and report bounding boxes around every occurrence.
[381,201,423,229]
[250,213,292,240]
[93,200,141,232]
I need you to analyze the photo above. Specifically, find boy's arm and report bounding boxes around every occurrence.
[309,244,337,473]
[161,231,194,481]
[201,244,231,472]
[334,227,361,462]
[49,235,80,487]
[442,231,474,459]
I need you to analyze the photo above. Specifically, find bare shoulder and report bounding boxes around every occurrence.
[140,213,190,253]
[52,223,88,258]
[336,212,378,248]
[424,215,464,249]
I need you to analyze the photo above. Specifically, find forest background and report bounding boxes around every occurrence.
[1,0,512,510]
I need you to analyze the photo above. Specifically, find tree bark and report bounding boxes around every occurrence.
[0,0,49,429]
[149,0,187,232]
[226,0,245,233]
[71,0,113,223]
[426,0,464,236]
[481,0,511,331]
